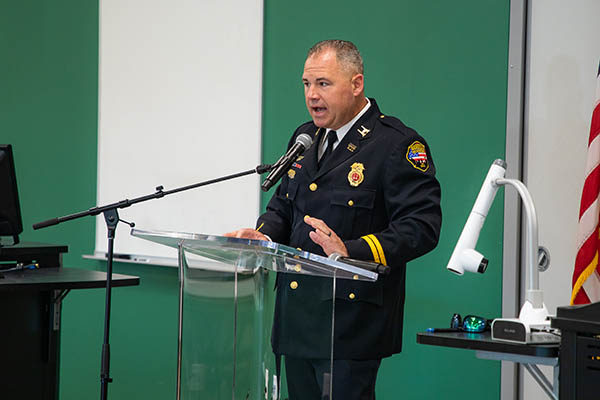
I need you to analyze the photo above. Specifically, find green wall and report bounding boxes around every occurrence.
[1,1,179,398]
[1,0,509,398]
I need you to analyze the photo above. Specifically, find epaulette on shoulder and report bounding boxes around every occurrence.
[377,114,409,134]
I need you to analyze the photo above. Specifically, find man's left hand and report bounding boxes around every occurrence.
[304,215,349,257]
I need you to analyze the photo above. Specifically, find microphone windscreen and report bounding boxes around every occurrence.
[296,133,313,150]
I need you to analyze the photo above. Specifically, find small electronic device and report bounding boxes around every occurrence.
[491,318,560,344]
[0,144,23,246]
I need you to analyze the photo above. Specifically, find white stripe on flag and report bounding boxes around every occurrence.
[576,197,600,251]
[583,268,600,303]
[585,134,600,176]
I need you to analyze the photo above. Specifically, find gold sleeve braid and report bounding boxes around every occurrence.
[360,234,387,266]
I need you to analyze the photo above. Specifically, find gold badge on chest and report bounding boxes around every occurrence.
[288,169,296,179]
[348,162,365,187]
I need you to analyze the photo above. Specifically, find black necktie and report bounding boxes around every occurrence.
[319,130,337,168]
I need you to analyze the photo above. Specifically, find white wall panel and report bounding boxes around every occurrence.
[524,1,600,398]
[96,0,263,259]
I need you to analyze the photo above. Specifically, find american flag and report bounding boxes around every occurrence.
[408,149,427,162]
[572,62,600,304]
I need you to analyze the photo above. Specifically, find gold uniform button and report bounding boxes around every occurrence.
[294,264,302,272]
[380,115,385,118]
[353,274,359,280]
[349,293,356,300]
[290,281,298,290]
[286,193,289,198]
[309,183,318,191]
[348,200,354,206]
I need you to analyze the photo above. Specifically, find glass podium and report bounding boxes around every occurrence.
[131,228,378,400]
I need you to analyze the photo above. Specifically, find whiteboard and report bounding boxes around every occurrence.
[95,0,263,259]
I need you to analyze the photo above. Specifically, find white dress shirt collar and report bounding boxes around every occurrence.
[320,98,371,155]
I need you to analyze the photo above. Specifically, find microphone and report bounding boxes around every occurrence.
[329,253,391,275]
[446,159,507,275]
[261,133,313,192]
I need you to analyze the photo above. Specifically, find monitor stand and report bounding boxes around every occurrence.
[0,242,68,268]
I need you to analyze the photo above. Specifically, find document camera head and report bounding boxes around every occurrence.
[446,159,506,276]
[455,248,488,275]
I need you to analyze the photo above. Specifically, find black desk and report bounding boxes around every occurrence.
[0,267,139,291]
[417,331,560,399]
[0,267,140,400]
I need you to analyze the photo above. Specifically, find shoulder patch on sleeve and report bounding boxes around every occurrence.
[406,141,429,172]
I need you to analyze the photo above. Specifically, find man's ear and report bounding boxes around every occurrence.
[351,74,364,96]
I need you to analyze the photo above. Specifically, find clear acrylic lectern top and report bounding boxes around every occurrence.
[131,228,378,282]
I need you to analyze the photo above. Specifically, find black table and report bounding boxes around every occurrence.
[0,266,139,291]
[0,266,140,400]
[417,331,560,399]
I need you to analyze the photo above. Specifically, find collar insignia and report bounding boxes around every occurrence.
[347,143,357,152]
[357,125,370,137]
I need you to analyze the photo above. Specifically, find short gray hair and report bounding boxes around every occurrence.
[307,40,364,75]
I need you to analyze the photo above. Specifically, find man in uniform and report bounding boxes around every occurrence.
[227,40,442,400]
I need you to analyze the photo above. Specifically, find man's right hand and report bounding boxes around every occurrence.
[223,228,268,241]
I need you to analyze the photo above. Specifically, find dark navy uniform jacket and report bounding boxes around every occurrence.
[257,99,442,360]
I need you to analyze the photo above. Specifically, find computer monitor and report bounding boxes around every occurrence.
[0,145,23,245]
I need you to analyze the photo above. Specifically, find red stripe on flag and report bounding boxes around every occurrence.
[573,288,591,305]
[579,164,600,218]
[589,102,600,146]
